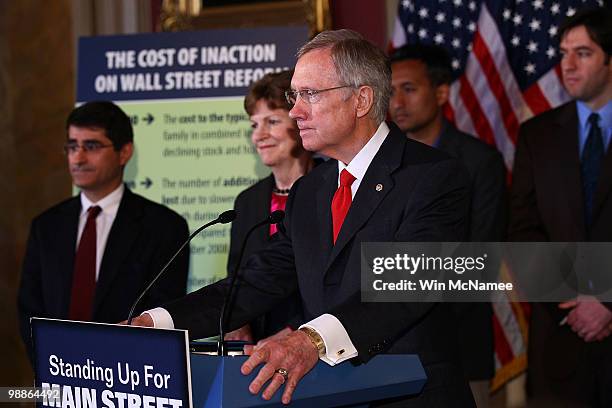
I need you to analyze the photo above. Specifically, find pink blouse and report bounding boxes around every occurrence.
[269,193,288,235]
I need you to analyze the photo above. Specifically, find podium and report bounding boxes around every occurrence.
[191,353,426,407]
[32,318,426,407]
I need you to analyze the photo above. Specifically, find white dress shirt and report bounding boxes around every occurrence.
[146,122,391,366]
[78,184,124,280]
[299,121,389,365]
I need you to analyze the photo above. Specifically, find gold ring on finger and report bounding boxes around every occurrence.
[275,367,289,382]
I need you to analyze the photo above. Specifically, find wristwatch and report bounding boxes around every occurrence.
[299,327,326,358]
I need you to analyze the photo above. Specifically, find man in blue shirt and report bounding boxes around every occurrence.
[509,7,612,406]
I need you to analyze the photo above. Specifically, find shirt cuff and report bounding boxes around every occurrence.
[144,307,175,329]
[300,314,358,366]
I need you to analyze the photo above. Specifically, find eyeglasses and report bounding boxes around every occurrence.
[63,141,115,155]
[285,85,353,106]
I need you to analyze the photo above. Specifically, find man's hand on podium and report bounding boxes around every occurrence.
[119,314,154,327]
[241,329,318,405]
[120,315,319,403]
[243,326,292,353]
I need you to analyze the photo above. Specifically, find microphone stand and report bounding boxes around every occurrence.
[126,209,236,325]
[217,210,285,355]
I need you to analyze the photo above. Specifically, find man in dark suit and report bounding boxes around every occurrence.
[18,101,189,361]
[508,8,612,407]
[134,30,474,407]
[388,44,507,408]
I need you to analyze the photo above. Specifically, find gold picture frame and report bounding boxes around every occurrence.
[160,0,331,38]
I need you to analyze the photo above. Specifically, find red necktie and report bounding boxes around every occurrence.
[69,205,101,321]
[332,169,356,243]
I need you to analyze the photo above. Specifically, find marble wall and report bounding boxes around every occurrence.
[0,0,75,385]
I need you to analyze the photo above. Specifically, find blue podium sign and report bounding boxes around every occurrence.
[32,318,191,408]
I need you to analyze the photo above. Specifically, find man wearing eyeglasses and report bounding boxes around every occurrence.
[17,101,189,361]
[134,30,474,406]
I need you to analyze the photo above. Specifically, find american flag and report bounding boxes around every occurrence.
[391,0,604,391]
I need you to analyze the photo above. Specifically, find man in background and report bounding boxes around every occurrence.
[18,101,189,361]
[388,43,507,408]
[509,8,612,406]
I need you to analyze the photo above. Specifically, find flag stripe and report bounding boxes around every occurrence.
[478,5,533,124]
[458,76,496,146]
[522,82,552,116]
[492,305,514,365]
[391,16,408,49]
[510,301,530,342]
[471,31,519,142]
[463,52,516,168]
[493,296,525,358]
[537,67,570,108]
[449,81,479,137]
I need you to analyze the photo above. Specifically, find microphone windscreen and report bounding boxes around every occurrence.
[269,210,285,224]
[218,209,237,224]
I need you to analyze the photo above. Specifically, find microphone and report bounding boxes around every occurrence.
[126,209,237,325]
[217,210,285,355]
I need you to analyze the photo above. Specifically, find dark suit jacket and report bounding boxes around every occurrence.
[228,175,303,339]
[18,187,190,357]
[165,125,475,406]
[509,101,612,404]
[510,101,612,243]
[437,122,507,381]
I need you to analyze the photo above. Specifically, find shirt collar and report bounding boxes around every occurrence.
[577,100,612,131]
[337,121,390,181]
[432,119,449,148]
[80,184,125,217]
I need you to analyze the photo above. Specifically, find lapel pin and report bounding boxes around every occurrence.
[375,184,383,192]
